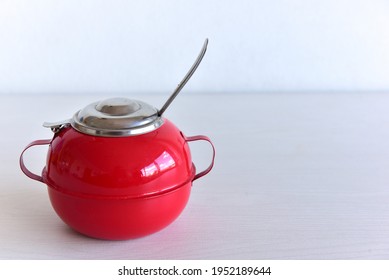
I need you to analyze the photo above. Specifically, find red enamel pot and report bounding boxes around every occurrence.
[19,39,215,240]
[20,114,214,240]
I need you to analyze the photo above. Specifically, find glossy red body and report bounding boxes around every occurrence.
[44,119,195,240]
[20,118,215,240]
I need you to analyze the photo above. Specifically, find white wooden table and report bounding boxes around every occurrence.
[1,92,389,259]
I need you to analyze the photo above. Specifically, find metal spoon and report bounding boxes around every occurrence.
[158,38,208,116]
[43,39,209,133]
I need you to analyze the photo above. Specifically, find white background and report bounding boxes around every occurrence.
[1,1,389,260]
[0,0,389,94]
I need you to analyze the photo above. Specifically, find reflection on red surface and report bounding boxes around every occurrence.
[141,151,176,177]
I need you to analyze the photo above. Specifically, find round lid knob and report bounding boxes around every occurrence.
[95,98,141,116]
[72,97,163,136]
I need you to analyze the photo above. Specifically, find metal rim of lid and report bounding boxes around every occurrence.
[71,116,164,137]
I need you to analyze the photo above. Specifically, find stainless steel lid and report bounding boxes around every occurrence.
[44,97,164,137]
[73,97,163,136]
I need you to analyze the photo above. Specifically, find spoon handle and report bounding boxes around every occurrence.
[158,38,208,116]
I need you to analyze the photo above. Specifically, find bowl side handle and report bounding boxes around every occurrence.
[19,139,51,183]
[185,135,215,182]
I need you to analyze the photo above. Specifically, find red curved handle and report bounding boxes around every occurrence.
[19,139,51,183]
[185,135,215,181]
